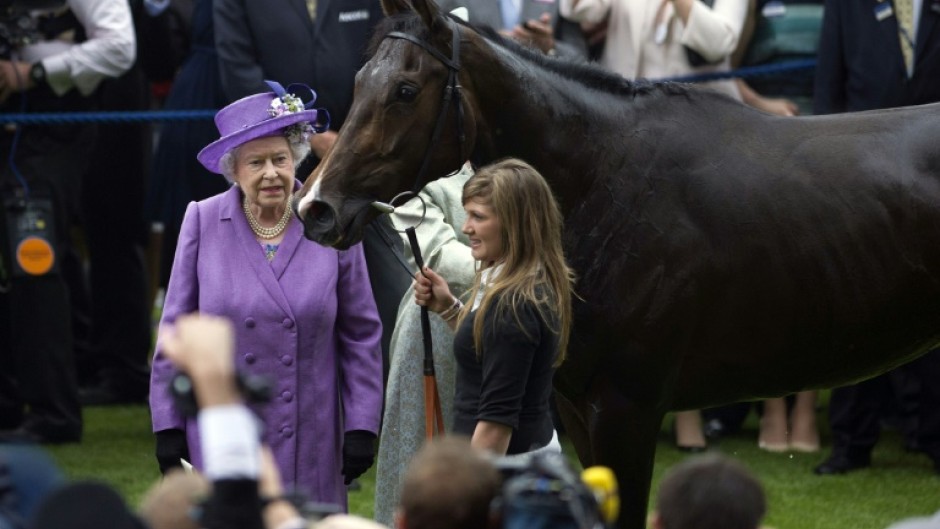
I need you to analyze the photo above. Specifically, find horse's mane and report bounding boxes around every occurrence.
[367,13,693,99]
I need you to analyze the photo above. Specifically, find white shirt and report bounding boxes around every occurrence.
[198,405,261,479]
[18,0,135,96]
[472,263,505,310]
[559,0,747,99]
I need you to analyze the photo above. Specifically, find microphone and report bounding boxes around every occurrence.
[581,465,619,526]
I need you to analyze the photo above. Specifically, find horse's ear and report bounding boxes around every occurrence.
[411,0,443,31]
[381,0,411,16]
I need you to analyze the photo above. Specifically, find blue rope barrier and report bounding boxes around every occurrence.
[0,109,216,125]
[0,59,816,125]
[662,58,817,83]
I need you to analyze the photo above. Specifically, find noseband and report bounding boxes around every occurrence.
[386,18,467,196]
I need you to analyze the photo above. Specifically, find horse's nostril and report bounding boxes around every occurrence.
[296,199,342,246]
[309,200,336,229]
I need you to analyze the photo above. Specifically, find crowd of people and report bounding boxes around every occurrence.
[1,0,939,527]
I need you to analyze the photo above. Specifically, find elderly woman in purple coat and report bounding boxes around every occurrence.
[149,82,384,509]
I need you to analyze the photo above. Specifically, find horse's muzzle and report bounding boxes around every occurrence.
[295,197,343,247]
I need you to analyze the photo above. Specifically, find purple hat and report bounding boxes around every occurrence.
[197,80,329,174]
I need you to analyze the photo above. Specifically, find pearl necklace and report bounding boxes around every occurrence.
[243,193,293,239]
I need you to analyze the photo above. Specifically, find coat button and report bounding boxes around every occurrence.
[245,353,256,365]
[281,426,294,438]
[281,355,293,366]
[244,317,256,329]
[281,390,294,403]
[282,318,294,329]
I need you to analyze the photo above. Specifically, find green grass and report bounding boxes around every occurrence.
[44,403,939,529]
[44,406,160,504]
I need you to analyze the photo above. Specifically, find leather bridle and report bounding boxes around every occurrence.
[386,17,467,195]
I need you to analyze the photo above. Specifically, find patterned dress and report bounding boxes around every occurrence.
[373,166,475,525]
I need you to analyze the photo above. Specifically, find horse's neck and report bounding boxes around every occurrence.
[470,49,649,214]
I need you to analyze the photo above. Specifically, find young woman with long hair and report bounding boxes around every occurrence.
[414,158,576,455]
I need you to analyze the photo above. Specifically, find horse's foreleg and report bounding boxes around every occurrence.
[591,377,664,529]
[554,389,594,466]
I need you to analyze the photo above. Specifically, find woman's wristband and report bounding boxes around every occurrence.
[438,297,463,321]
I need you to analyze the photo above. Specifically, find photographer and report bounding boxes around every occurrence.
[0,0,135,444]
[651,454,767,529]
[16,314,307,529]
[396,436,502,529]
[396,436,607,529]
[159,313,307,529]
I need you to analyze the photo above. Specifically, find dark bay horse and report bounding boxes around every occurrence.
[295,0,940,526]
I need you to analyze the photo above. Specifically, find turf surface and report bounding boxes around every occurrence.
[43,402,939,529]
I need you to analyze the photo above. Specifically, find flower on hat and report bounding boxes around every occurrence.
[269,92,305,116]
[269,92,317,145]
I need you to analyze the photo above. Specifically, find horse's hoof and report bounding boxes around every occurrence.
[676,444,706,453]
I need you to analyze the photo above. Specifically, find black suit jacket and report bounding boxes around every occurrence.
[214,0,385,131]
[814,0,940,113]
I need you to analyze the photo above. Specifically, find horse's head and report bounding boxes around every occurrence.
[295,0,481,249]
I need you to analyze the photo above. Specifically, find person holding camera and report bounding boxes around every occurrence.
[396,436,502,529]
[398,436,607,529]
[651,453,767,529]
[29,313,367,529]
[148,82,384,510]
[157,313,311,529]
[413,158,575,457]
[0,0,135,444]
[34,314,317,529]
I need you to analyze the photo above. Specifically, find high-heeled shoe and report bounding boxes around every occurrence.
[758,439,789,453]
[758,416,788,453]
[673,411,707,453]
[789,440,821,453]
[789,419,820,453]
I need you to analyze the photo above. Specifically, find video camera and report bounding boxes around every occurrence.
[492,452,615,529]
[168,370,274,418]
[0,0,66,58]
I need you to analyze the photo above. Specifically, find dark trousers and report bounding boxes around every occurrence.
[0,88,92,435]
[828,348,940,462]
[77,70,152,397]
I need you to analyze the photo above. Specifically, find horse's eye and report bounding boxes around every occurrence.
[396,84,418,102]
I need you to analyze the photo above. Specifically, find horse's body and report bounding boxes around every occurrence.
[295,1,940,527]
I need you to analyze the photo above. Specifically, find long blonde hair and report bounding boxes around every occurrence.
[459,158,575,367]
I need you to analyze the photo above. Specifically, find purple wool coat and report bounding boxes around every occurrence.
[149,185,383,508]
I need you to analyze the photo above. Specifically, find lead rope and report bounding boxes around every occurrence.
[406,226,445,439]
[379,18,465,439]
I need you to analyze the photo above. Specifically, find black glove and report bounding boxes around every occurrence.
[341,430,376,485]
[155,428,190,475]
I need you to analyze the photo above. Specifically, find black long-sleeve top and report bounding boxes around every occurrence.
[451,293,559,455]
